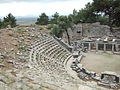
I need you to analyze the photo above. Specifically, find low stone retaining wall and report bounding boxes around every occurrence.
[53,36,73,52]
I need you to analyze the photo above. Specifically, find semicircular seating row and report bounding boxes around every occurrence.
[28,34,105,90]
[29,34,72,76]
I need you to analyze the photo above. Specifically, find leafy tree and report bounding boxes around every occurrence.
[3,13,16,28]
[69,4,98,24]
[92,0,120,31]
[51,24,63,38]
[0,19,2,28]
[50,16,72,45]
[36,13,49,25]
[96,15,108,24]
[113,7,120,27]
[78,3,97,23]
[70,9,79,24]
[57,16,72,45]
[50,12,59,24]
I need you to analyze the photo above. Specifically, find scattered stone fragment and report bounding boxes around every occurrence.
[10,48,14,51]
[18,57,26,62]
[7,60,15,64]
[0,54,6,59]
[12,43,18,46]
[0,79,6,84]
[0,64,5,67]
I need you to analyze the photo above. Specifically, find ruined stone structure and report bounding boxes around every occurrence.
[2,26,120,90]
[63,23,111,41]
[98,71,120,88]
[81,39,120,53]
[1,29,119,89]
[70,55,120,89]
[63,23,120,42]
[62,23,120,89]
[28,34,111,90]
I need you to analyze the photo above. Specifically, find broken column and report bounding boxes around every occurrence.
[89,43,91,51]
[96,43,98,51]
[112,44,114,53]
[104,44,106,52]
[116,44,119,52]
[81,43,84,50]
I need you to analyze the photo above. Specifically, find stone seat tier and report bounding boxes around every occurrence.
[31,38,51,47]
[32,41,57,52]
[31,36,54,48]
[51,48,65,59]
[47,46,62,57]
[29,34,72,77]
[42,44,60,53]
[33,39,55,48]
[29,44,59,65]
[36,53,66,75]
[35,50,66,70]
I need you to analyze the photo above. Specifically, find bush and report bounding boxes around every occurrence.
[0,13,16,28]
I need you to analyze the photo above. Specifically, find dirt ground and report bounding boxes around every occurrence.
[81,52,120,75]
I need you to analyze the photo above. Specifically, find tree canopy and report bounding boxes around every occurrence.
[66,0,120,31]
[68,4,98,24]
[92,0,120,31]
[36,13,49,25]
[0,13,16,28]
[50,12,59,24]
[0,19,2,29]
[3,13,16,28]
[50,24,63,38]
[50,15,73,45]
[78,3,97,23]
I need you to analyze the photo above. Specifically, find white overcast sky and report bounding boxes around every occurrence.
[0,0,93,17]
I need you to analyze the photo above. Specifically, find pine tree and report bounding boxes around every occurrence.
[36,13,49,25]
[3,13,16,28]
[92,0,120,31]
[50,12,59,24]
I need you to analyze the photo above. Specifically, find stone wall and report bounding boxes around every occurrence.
[71,55,120,89]
[53,36,73,52]
[63,23,112,41]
